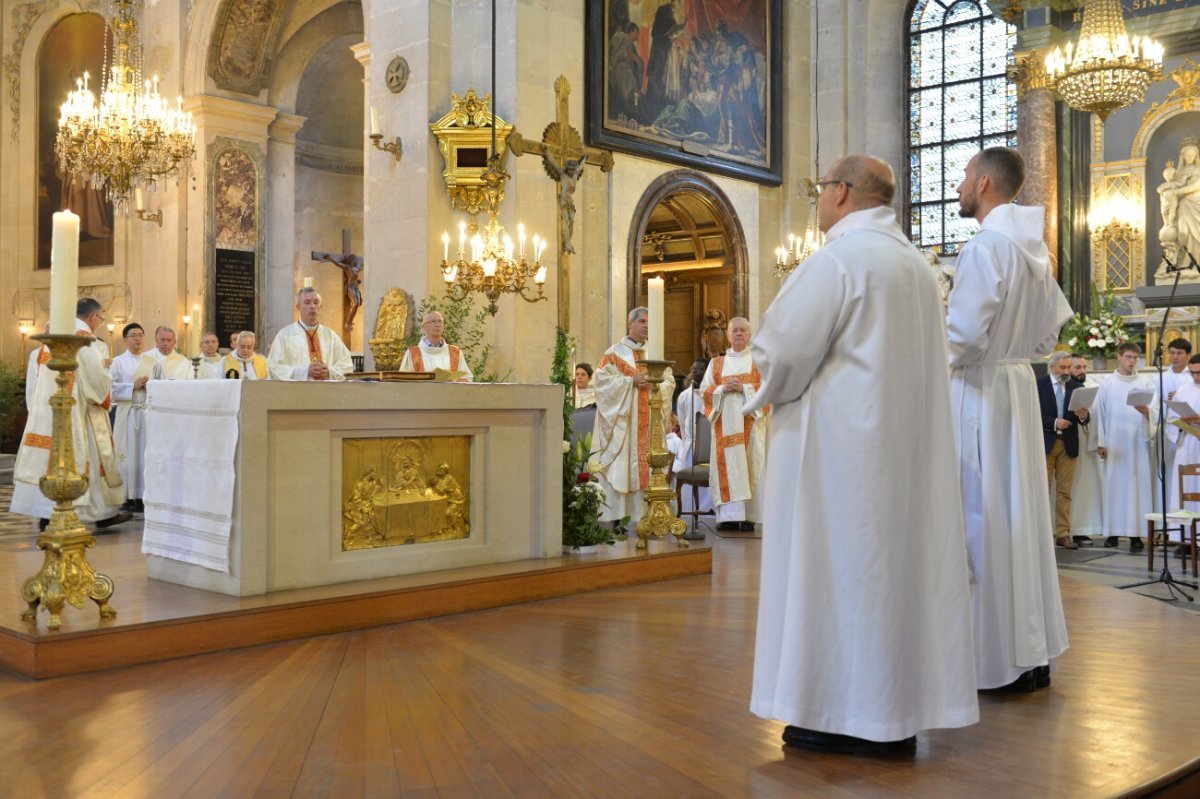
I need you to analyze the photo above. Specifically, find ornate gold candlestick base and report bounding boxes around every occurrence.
[20,334,117,630]
[636,359,688,550]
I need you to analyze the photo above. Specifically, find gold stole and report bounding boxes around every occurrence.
[703,356,762,504]
[599,348,650,490]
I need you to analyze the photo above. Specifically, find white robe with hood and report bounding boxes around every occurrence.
[745,207,978,742]
[1094,370,1158,535]
[947,203,1072,690]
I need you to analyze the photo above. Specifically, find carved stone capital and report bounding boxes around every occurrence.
[1008,49,1052,102]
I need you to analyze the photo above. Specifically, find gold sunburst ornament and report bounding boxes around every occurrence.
[1044,0,1163,122]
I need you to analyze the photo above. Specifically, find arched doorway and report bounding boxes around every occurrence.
[626,171,748,374]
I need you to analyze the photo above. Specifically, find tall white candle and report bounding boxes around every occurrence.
[134,187,145,212]
[369,106,381,137]
[304,277,315,289]
[49,210,80,334]
[647,277,665,361]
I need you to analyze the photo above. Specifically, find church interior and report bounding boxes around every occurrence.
[2,0,1200,795]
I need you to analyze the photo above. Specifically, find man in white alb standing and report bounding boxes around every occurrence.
[266,287,353,381]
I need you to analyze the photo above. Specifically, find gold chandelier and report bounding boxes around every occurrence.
[1044,0,1163,122]
[440,156,547,315]
[775,179,823,278]
[55,0,195,207]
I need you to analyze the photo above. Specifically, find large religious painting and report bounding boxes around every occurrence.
[214,149,257,250]
[585,0,782,186]
[341,436,472,550]
[37,13,114,269]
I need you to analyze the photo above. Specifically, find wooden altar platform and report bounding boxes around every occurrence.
[0,530,711,679]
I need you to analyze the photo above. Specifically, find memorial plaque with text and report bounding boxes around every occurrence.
[214,249,256,343]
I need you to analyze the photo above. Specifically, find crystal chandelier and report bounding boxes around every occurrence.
[1044,0,1163,122]
[55,0,196,207]
[775,179,823,278]
[438,0,547,316]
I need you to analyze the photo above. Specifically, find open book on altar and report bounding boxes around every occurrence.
[433,368,471,382]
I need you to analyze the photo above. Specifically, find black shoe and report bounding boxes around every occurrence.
[717,522,740,531]
[37,518,49,531]
[1073,536,1094,547]
[1104,537,1119,548]
[133,499,145,514]
[94,511,133,530]
[120,499,137,513]
[739,521,757,532]
[1034,665,1051,689]
[1130,537,1145,553]
[782,725,916,756]
[1000,669,1039,693]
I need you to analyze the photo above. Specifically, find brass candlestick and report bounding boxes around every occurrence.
[637,359,688,549]
[21,334,117,630]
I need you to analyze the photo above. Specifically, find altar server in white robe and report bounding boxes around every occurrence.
[149,326,194,380]
[10,299,129,528]
[593,307,676,524]
[11,329,51,523]
[109,323,154,511]
[221,331,269,379]
[267,287,354,381]
[1166,354,1200,513]
[675,359,712,516]
[398,311,474,380]
[197,331,224,379]
[1068,354,1104,540]
[700,317,767,531]
[745,155,977,754]
[947,147,1071,692]
[1095,343,1157,551]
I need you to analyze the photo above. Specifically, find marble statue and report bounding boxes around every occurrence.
[1157,136,1200,279]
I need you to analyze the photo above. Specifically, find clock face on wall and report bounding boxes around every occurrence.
[386,57,409,95]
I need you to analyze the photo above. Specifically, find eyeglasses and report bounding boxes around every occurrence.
[815,179,854,193]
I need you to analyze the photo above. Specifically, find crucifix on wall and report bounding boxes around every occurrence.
[508,75,613,332]
[311,228,364,343]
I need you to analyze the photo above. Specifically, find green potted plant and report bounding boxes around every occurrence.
[0,360,23,454]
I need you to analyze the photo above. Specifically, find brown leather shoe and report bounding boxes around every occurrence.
[1056,536,1079,550]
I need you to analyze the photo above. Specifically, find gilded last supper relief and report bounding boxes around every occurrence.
[341,437,472,550]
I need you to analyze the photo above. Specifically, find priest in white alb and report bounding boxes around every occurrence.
[699,317,767,531]
[398,311,473,380]
[109,322,154,513]
[11,298,130,529]
[593,307,675,524]
[221,331,269,379]
[948,147,1071,693]
[197,331,224,379]
[1166,353,1200,513]
[267,287,353,380]
[149,326,194,380]
[1095,342,1158,551]
[745,155,977,755]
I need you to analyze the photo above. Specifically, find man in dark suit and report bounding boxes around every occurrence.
[1038,350,1091,549]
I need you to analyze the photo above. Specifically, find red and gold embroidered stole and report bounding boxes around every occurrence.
[599,348,650,489]
[702,356,762,503]
[407,344,461,373]
[303,325,322,363]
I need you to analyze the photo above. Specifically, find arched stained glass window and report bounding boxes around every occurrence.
[908,1,1016,254]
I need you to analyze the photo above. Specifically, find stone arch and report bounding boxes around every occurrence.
[625,170,749,363]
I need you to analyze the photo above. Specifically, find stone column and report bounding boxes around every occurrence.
[266,113,307,342]
[1012,51,1058,277]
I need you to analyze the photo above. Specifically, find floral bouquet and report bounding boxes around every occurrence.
[562,433,618,549]
[1059,288,1133,358]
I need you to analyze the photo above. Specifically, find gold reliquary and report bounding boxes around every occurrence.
[342,436,471,550]
[430,88,513,222]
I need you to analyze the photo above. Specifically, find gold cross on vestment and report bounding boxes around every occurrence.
[508,75,612,332]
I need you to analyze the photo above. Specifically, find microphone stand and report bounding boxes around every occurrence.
[1119,249,1199,601]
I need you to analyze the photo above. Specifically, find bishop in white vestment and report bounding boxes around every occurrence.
[699,318,767,529]
[1095,345,1158,547]
[745,156,977,752]
[593,308,675,524]
[221,332,269,379]
[267,288,353,381]
[11,302,126,525]
[947,148,1071,691]
[398,311,473,380]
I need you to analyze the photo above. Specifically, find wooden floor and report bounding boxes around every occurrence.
[1,536,1198,798]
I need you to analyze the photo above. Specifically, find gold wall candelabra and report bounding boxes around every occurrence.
[21,334,117,630]
[636,359,688,549]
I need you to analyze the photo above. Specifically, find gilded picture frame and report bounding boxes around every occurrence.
[586,0,782,186]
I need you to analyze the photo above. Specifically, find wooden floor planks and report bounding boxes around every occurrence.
[0,537,1198,797]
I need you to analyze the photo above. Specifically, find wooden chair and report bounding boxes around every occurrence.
[1145,463,1200,573]
[675,411,714,532]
